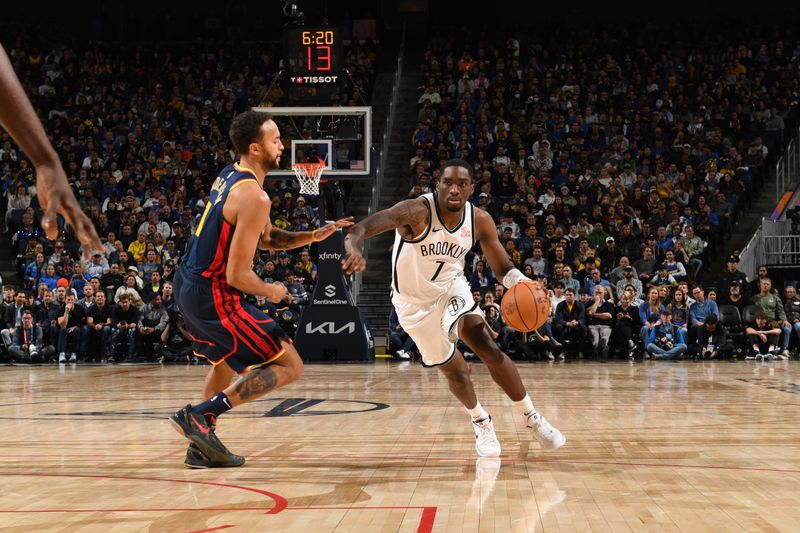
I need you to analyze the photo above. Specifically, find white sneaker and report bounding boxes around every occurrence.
[58,353,66,364]
[781,348,791,357]
[395,350,410,359]
[547,352,555,361]
[471,416,501,457]
[69,353,77,363]
[526,412,566,450]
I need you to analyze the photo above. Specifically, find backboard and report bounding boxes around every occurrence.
[252,106,373,179]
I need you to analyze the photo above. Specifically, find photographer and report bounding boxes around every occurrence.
[646,308,687,360]
[691,313,733,360]
[159,305,194,363]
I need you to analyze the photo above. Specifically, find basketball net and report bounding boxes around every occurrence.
[292,160,326,196]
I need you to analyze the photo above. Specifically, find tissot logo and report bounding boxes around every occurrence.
[324,285,337,297]
[294,75,339,84]
[305,321,356,334]
[318,252,342,261]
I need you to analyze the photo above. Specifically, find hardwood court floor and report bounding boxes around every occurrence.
[2,360,800,532]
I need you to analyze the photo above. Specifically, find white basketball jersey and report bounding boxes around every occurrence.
[391,192,476,304]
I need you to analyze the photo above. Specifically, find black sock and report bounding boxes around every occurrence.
[192,392,233,424]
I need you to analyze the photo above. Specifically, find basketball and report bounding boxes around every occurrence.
[501,281,551,332]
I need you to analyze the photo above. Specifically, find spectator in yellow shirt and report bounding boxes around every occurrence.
[128,231,148,265]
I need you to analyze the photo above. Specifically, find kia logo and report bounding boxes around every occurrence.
[305,322,356,334]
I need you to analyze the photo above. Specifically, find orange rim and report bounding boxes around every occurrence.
[292,162,326,177]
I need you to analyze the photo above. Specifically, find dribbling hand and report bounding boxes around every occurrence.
[341,249,366,275]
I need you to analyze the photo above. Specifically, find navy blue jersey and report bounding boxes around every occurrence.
[181,162,260,279]
[175,162,288,372]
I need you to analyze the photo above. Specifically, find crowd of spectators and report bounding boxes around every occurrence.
[399,22,800,361]
[0,27,377,364]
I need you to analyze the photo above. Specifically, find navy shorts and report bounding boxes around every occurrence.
[174,269,289,373]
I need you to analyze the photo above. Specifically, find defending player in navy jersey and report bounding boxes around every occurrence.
[170,110,352,468]
[343,159,565,457]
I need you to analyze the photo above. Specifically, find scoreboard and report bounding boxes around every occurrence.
[283,25,342,103]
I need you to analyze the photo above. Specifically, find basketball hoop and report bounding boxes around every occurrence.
[292,161,326,195]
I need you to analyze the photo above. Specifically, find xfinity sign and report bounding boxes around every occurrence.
[318,252,342,261]
[305,321,356,335]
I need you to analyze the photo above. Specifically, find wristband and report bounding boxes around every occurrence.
[311,229,319,242]
[502,268,527,288]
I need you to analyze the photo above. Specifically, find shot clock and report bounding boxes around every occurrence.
[283,25,342,103]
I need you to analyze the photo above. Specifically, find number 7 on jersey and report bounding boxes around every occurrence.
[430,260,445,281]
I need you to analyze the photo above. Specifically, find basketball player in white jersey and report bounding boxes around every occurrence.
[343,159,565,456]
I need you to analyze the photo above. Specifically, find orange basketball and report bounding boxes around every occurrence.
[501,281,551,332]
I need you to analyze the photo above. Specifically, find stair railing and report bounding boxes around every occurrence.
[352,24,406,305]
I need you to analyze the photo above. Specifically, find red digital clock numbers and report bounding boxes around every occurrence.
[296,28,337,73]
[307,43,331,71]
[283,26,341,102]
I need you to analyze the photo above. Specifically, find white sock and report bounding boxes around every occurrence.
[515,394,536,417]
[466,401,489,422]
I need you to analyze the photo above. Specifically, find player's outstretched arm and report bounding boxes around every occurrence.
[260,217,354,250]
[475,208,531,289]
[342,198,428,275]
[0,45,102,254]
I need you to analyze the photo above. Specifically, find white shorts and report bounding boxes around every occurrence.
[392,277,485,367]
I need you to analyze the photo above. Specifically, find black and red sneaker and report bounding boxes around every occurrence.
[169,404,241,464]
[184,443,245,469]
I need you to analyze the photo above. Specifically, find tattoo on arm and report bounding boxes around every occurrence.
[351,199,429,243]
[268,226,311,250]
[234,366,278,401]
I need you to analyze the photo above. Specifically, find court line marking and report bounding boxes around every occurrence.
[282,506,437,533]
[0,472,438,533]
[188,526,235,533]
[0,472,286,514]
